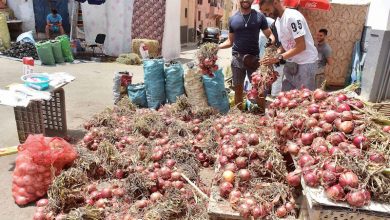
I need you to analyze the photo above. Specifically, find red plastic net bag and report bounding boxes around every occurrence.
[12,135,77,205]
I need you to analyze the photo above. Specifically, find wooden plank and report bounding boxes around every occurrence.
[0,146,18,157]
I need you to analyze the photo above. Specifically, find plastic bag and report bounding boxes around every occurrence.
[144,59,166,109]
[50,40,65,63]
[35,41,56,65]
[128,83,148,108]
[165,62,184,103]
[12,135,77,205]
[16,31,35,44]
[184,67,208,108]
[56,35,74,62]
[202,69,230,114]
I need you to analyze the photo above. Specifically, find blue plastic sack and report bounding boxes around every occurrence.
[202,69,230,114]
[128,83,148,108]
[165,63,185,103]
[144,59,166,109]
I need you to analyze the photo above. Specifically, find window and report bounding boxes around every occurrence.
[185,8,188,18]
[198,11,201,21]
[198,0,203,5]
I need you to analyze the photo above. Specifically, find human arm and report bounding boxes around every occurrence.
[218,33,234,49]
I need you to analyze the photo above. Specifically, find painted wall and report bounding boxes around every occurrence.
[7,0,35,32]
[366,0,390,31]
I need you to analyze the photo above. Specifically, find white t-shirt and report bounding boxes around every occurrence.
[275,8,318,64]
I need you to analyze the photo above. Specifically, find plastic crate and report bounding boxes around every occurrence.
[14,88,67,143]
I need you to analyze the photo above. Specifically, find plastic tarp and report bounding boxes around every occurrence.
[81,0,134,56]
[203,69,230,114]
[161,0,181,60]
[165,63,185,103]
[128,83,148,108]
[144,59,166,109]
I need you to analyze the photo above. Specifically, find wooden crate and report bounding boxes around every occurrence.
[300,180,390,220]
[372,102,390,117]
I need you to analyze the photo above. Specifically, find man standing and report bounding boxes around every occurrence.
[219,0,273,110]
[260,0,318,91]
[45,9,65,39]
[315,28,333,88]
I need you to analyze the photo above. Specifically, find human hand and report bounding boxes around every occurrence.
[260,56,279,66]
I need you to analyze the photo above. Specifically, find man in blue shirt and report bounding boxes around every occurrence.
[219,0,273,110]
[45,9,65,39]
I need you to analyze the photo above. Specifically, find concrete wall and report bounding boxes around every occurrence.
[366,0,390,31]
[7,0,35,32]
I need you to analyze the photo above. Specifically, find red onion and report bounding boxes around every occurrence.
[85,198,95,206]
[337,103,351,113]
[352,135,369,150]
[244,198,256,207]
[322,122,333,133]
[90,191,101,200]
[238,203,251,218]
[135,199,149,209]
[348,147,362,157]
[229,190,242,204]
[314,145,328,155]
[219,182,234,197]
[337,94,348,102]
[327,132,345,146]
[115,169,125,179]
[285,202,295,212]
[95,199,106,208]
[298,154,315,168]
[369,152,386,163]
[301,133,315,146]
[341,111,353,121]
[197,153,207,162]
[219,156,229,166]
[303,171,319,187]
[33,212,46,220]
[148,172,158,181]
[165,159,176,168]
[222,170,235,183]
[101,188,112,198]
[251,205,266,218]
[313,89,328,101]
[150,192,163,202]
[112,188,125,198]
[339,171,359,189]
[36,199,49,207]
[276,205,288,218]
[287,142,300,156]
[324,110,338,123]
[238,169,251,181]
[323,161,344,173]
[326,184,345,201]
[338,121,354,134]
[224,163,238,172]
[160,166,172,180]
[235,157,248,169]
[234,140,247,149]
[229,128,239,135]
[308,105,320,115]
[293,118,305,129]
[248,133,259,145]
[383,126,390,133]
[172,180,184,189]
[346,189,371,207]
[329,147,342,155]
[287,170,301,187]
[151,151,164,162]
[306,118,319,128]
[223,147,236,159]
[321,170,338,187]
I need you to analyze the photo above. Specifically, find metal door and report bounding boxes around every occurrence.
[33,0,70,33]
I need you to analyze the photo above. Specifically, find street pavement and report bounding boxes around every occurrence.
[0,46,232,219]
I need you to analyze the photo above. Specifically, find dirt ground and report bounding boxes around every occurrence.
[0,47,232,219]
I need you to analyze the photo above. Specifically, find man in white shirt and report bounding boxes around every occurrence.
[259,0,318,91]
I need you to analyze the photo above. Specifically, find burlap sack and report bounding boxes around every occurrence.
[184,68,208,108]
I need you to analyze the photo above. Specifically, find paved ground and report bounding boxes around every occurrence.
[0,46,232,219]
